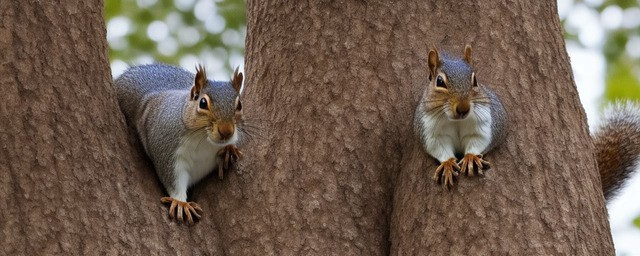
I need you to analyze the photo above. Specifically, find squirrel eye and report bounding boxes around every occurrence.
[236,99,242,111]
[199,98,208,110]
[436,75,446,88]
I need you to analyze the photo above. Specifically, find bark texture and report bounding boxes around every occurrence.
[210,1,427,254]
[390,1,614,255]
[0,1,227,254]
[0,0,614,255]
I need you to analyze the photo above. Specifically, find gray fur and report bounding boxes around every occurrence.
[417,50,508,157]
[442,53,508,154]
[113,64,238,194]
[440,54,474,96]
[484,86,508,154]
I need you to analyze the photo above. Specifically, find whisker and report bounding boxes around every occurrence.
[236,117,271,145]
[422,98,448,104]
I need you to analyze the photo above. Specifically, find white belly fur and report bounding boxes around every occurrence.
[419,103,493,162]
[170,130,238,201]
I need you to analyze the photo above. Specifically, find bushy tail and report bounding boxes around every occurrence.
[593,102,640,201]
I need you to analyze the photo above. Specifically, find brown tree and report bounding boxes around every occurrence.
[390,2,614,255]
[1,0,614,255]
[1,1,225,254]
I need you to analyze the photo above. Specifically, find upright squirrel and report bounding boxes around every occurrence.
[115,64,244,224]
[415,45,640,200]
[414,45,507,190]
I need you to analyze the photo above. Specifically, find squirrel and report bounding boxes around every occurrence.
[415,44,640,200]
[414,45,507,190]
[114,63,244,224]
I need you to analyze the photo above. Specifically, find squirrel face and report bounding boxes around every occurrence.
[184,65,243,145]
[425,45,488,120]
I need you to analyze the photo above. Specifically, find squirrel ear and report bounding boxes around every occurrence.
[231,66,243,93]
[191,64,207,100]
[428,48,440,80]
[464,44,472,64]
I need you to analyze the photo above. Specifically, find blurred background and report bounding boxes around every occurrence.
[105,0,640,254]
[106,0,245,80]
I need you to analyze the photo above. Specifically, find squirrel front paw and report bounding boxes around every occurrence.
[433,158,460,190]
[160,197,203,225]
[458,154,490,176]
[216,145,243,179]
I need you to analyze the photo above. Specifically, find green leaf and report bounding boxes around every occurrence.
[604,57,640,103]
[633,215,640,229]
[105,0,246,73]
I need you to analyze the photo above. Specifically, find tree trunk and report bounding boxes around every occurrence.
[390,1,614,255]
[0,1,224,254]
[1,0,614,255]
[208,1,422,254]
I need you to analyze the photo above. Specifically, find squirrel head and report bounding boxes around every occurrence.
[425,45,488,120]
[184,64,243,144]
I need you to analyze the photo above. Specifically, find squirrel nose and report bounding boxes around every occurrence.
[455,101,471,118]
[217,123,234,140]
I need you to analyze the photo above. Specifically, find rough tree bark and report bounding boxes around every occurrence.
[390,1,614,255]
[0,1,227,254]
[207,1,423,254]
[1,0,614,255]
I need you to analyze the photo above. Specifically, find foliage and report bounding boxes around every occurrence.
[105,0,245,77]
[563,0,640,103]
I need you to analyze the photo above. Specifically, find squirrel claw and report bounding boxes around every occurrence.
[161,197,203,225]
[216,145,243,179]
[433,158,460,190]
[458,154,490,176]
